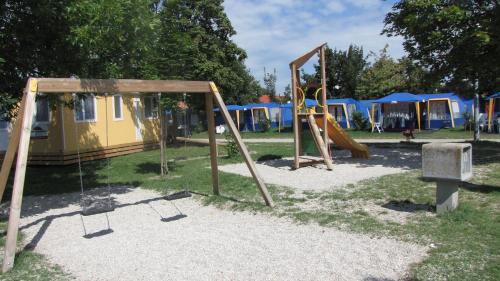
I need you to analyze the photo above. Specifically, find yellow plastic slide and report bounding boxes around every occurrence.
[309,108,370,159]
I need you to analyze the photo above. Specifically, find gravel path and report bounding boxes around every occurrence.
[220,147,421,191]
[18,187,427,281]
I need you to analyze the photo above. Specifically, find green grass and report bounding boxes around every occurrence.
[191,126,500,140]
[1,141,499,280]
[191,128,293,139]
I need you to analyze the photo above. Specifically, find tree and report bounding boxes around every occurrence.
[67,0,160,79]
[356,45,406,99]
[263,68,277,100]
[399,57,440,94]
[316,44,367,99]
[158,0,260,104]
[0,0,161,115]
[383,0,500,96]
[0,0,82,114]
[282,84,291,103]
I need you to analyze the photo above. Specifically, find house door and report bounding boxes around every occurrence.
[133,97,143,141]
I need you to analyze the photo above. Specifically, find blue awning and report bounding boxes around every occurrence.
[417,93,459,101]
[326,98,358,105]
[245,102,281,109]
[374,92,424,104]
[280,99,317,108]
[213,104,246,112]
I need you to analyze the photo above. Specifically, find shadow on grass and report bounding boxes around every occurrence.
[382,200,434,213]
[135,162,161,174]
[461,182,500,194]
[471,141,500,165]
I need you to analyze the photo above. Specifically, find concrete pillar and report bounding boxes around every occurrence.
[436,180,459,215]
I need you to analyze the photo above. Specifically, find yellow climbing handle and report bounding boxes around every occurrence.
[297,87,306,110]
[313,88,326,109]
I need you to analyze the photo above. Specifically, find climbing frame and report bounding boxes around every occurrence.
[290,43,332,169]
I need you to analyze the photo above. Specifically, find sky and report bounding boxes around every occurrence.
[224,0,405,94]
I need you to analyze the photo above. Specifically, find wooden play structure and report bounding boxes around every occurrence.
[290,44,369,170]
[0,78,274,272]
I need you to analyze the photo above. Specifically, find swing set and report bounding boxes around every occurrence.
[0,78,273,272]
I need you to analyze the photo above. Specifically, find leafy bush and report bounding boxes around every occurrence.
[258,119,271,132]
[224,132,239,158]
[351,111,369,131]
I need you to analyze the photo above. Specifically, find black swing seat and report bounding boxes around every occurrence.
[81,195,114,216]
[165,190,191,201]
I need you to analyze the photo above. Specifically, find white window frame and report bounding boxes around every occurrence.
[74,94,98,123]
[112,94,124,121]
[143,96,159,119]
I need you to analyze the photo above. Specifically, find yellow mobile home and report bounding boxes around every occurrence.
[3,93,162,165]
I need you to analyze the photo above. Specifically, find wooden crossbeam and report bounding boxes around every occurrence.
[36,78,211,93]
[289,43,326,69]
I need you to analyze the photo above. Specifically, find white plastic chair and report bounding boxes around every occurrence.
[372,122,384,133]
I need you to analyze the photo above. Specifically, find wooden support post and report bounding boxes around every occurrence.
[415,102,421,131]
[291,64,300,169]
[307,114,334,170]
[320,46,329,156]
[341,104,350,129]
[446,99,455,128]
[487,98,494,132]
[209,83,273,207]
[427,100,431,129]
[159,93,167,176]
[205,92,219,195]
[0,94,27,202]
[236,110,240,131]
[2,79,37,272]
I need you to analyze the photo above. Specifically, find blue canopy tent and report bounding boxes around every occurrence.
[279,99,317,129]
[243,102,283,131]
[213,104,247,131]
[464,99,475,114]
[417,93,466,129]
[359,100,379,125]
[326,98,363,129]
[487,92,500,132]
[371,93,424,131]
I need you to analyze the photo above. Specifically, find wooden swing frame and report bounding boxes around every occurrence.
[0,78,273,272]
